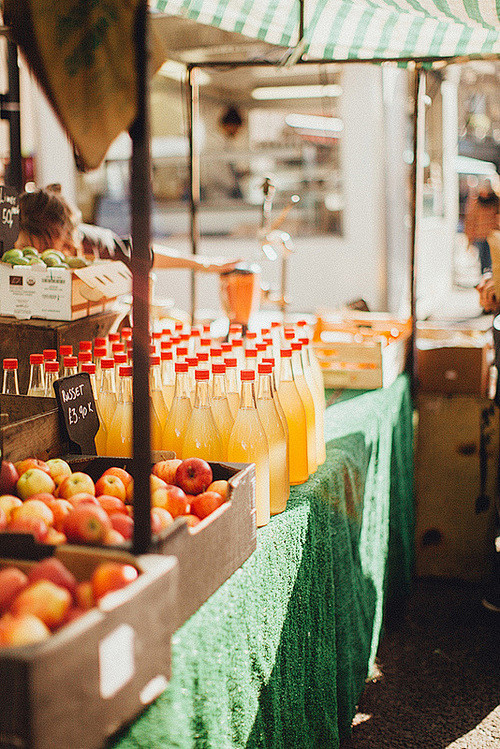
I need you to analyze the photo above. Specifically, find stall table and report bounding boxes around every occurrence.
[112,374,413,749]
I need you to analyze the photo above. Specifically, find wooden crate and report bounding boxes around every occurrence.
[0,400,65,464]
[0,546,178,749]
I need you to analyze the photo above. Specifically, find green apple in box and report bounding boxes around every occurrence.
[22,247,40,258]
[1,249,24,264]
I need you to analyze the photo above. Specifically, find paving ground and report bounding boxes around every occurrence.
[341,579,500,749]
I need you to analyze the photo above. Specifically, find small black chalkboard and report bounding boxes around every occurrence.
[0,186,20,253]
[53,373,99,455]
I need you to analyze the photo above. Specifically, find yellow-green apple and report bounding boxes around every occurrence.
[0,567,29,613]
[91,562,138,600]
[0,460,19,495]
[11,580,72,629]
[150,475,167,492]
[151,507,173,534]
[97,495,127,515]
[104,529,126,546]
[12,500,54,527]
[27,557,77,597]
[0,612,51,647]
[94,474,126,502]
[109,512,133,540]
[152,459,182,485]
[207,480,229,501]
[14,458,51,478]
[17,468,55,500]
[184,513,201,528]
[58,472,95,500]
[65,492,99,509]
[0,496,22,521]
[45,458,72,486]
[63,504,111,544]
[76,581,94,610]
[190,491,225,520]
[45,528,66,545]
[153,484,188,518]
[7,517,49,543]
[101,467,132,488]
[175,458,212,495]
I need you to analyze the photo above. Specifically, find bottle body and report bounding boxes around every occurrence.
[292,348,317,475]
[211,369,234,458]
[277,355,309,485]
[106,372,133,458]
[256,372,289,515]
[27,355,45,396]
[182,375,223,461]
[163,366,192,459]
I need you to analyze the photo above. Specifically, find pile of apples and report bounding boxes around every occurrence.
[0,456,228,546]
[0,556,138,648]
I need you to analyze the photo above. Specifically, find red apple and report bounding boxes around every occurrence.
[175,458,212,495]
[94,475,126,502]
[0,567,29,614]
[151,507,174,534]
[184,513,201,528]
[190,491,225,520]
[207,480,229,501]
[58,472,95,500]
[0,496,22,521]
[45,459,72,486]
[63,504,111,544]
[0,461,19,495]
[11,580,72,629]
[28,557,77,597]
[97,495,127,515]
[104,529,126,546]
[12,500,54,527]
[66,492,99,508]
[37,498,73,532]
[0,612,51,647]
[76,581,95,610]
[14,459,51,478]
[101,467,132,488]
[109,512,133,540]
[91,562,138,600]
[6,517,49,543]
[152,459,182,485]
[17,469,55,501]
[153,484,188,518]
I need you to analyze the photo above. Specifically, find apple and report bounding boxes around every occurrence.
[28,557,77,597]
[97,495,128,515]
[152,459,182,485]
[0,460,19,495]
[207,480,229,501]
[36,498,73,532]
[151,507,173,534]
[184,513,201,528]
[45,459,72,486]
[0,567,29,614]
[12,580,72,629]
[104,529,126,546]
[0,612,51,647]
[91,562,138,600]
[7,518,49,543]
[66,492,99,508]
[12,500,54,527]
[94,475,126,502]
[45,528,66,545]
[150,475,167,492]
[0,507,6,532]
[63,504,111,544]
[152,484,188,518]
[0,495,22,520]
[17,469,55,500]
[101,467,132,488]
[109,512,133,540]
[58,472,95,500]
[190,491,225,520]
[14,458,51,478]
[76,581,95,610]
[175,458,213,495]
[126,480,134,503]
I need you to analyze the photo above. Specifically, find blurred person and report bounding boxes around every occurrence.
[465,178,500,274]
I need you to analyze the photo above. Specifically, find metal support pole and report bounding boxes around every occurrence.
[5,40,22,192]
[130,0,152,555]
[187,66,201,325]
[408,65,426,394]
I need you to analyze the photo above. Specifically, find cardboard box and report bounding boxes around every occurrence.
[0,260,131,321]
[0,546,178,749]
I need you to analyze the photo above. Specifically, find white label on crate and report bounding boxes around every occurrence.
[99,624,135,699]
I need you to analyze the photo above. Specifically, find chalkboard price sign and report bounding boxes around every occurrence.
[0,186,20,252]
[53,373,99,455]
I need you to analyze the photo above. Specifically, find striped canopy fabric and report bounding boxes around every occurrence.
[151,0,500,61]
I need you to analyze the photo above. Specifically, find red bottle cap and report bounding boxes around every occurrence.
[175,322,183,331]
[299,337,310,345]
[82,363,96,374]
[95,337,106,347]
[263,338,273,346]
[258,364,272,374]
[256,343,267,352]
[175,362,188,373]
[197,352,209,362]
[195,369,210,380]
[229,323,242,333]
[64,356,78,368]
[297,320,307,327]
[30,353,44,365]
[191,329,201,338]
[212,364,226,374]
[200,338,212,347]
[162,328,171,337]
[152,331,162,340]
[280,349,292,358]
[161,351,173,361]
[108,333,120,342]
[44,361,59,373]
[79,340,92,352]
[245,348,257,358]
[210,348,222,357]
[271,321,281,328]
[224,358,237,368]
[59,345,73,357]
[150,345,156,355]
[161,341,172,350]
[179,333,190,341]
[94,346,107,358]
[291,342,302,351]
[100,358,115,369]
[114,353,127,364]
[176,347,188,358]
[119,365,132,377]
[79,352,92,363]
[112,342,125,354]
[263,357,275,366]
[203,323,211,333]
[186,357,198,367]
[171,336,181,345]
[240,369,255,381]
[246,332,257,340]
[261,328,270,336]
[150,355,161,366]
[3,358,17,370]
[43,349,57,361]
[221,343,232,353]
[284,331,295,340]
[232,339,243,348]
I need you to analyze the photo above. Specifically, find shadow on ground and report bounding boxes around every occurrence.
[341,579,500,749]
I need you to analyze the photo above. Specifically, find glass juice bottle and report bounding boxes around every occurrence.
[27,354,45,396]
[228,370,270,527]
[223,357,240,420]
[299,337,326,466]
[277,349,309,485]
[93,346,107,390]
[2,358,19,395]
[291,342,317,475]
[81,362,98,400]
[262,357,290,447]
[43,361,59,397]
[160,350,175,409]
[150,355,168,450]
[211,364,234,458]
[59,345,73,374]
[95,358,117,456]
[257,364,289,515]
[106,365,133,457]
[186,357,199,404]
[63,356,78,378]
[163,362,192,459]
[182,369,223,461]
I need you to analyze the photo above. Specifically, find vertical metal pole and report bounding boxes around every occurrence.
[187,66,200,325]
[5,41,22,192]
[409,65,425,394]
[130,0,151,555]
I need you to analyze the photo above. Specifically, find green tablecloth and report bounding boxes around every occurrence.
[113,374,414,749]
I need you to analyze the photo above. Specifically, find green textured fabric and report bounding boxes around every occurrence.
[112,373,414,749]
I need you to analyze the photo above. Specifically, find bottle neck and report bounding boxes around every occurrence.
[119,375,133,404]
[161,359,174,386]
[173,371,191,399]
[64,366,78,378]
[212,373,227,398]
[150,365,162,391]
[2,369,19,395]
[280,357,293,382]
[194,379,211,409]
[100,369,116,394]
[257,373,273,400]
[240,380,257,409]
[226,367,239,394]
[291,350,304,377]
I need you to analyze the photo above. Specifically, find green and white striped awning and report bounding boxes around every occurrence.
[151,0,500,61]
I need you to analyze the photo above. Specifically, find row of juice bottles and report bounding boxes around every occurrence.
[1,321,326,527]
